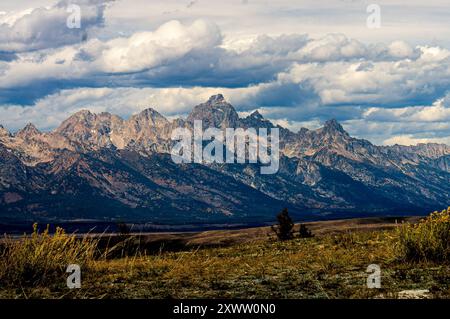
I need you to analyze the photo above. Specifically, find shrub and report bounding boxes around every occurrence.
[117,222,131,236]
[298,224,314,238]
[271,208,294,241]
[396,207,450,262]
[0,224,99,287]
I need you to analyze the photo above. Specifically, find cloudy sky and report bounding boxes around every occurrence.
[1,0,450,145]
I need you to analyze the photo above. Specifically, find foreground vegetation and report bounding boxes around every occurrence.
[397,207,450,262]
[0,209,449,299]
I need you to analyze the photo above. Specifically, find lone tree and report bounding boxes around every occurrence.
[298,223,314,238]
[117,222,130,236]
[272,208,294,241]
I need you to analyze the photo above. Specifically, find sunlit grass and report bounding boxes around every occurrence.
[396,207,450,262]
[0,216,449,299]
[0,223,98,289]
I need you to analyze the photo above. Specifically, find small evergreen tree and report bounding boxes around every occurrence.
[272,208,294,241]
[298,223,314,238]
[117,222,130,236]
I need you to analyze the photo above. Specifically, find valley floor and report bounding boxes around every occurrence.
[0,217,449,299]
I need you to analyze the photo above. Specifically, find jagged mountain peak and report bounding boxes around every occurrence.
[187,94,240,128]
[22,122,39,131]
[241,109,275,129]
[55,109,98,132]
[203,94,234,111]
[298,127,310,135]
[56,111,93,133]
[71,109,94,119]
[249,110,264,120]
[0,124,10,137]
[16,123,41,139]
[65,109,124,123]
[322,119,348,135]
[132,108,168,123]
[207,93,225,104]
[52,110,125,152]
[128,108,169,135]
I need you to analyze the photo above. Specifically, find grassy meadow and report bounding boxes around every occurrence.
[0,209,449,299]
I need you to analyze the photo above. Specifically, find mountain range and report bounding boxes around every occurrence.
[1,94,449,224]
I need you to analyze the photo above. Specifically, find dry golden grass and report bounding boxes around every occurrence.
[0,223,99,289]
[0,216,449,299]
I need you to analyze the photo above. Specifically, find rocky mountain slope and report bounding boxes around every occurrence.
[1,94,449,223]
